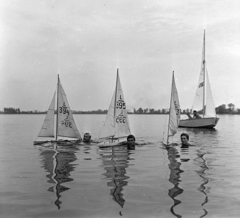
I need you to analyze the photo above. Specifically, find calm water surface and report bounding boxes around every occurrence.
[0,114,240,218]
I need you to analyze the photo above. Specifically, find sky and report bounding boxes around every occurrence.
[0,0,239,111]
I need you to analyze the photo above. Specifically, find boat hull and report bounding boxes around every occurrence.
[33,138,80,145]
[179,117,219,128]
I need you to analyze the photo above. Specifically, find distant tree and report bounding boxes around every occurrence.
[216,104,227,114]
[228,103,235,113]
[3,107,20,113]
[143,108,148,114]
[149,108,155,114]
[137,107,143,114]
[97,109,102,114]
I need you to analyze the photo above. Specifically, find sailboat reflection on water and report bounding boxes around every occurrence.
[100,146,133,209]
[166,144,209,218]
[166,146,184,218]
[39,144,78,209]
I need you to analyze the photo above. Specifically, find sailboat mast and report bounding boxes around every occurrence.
[167,71,174,145]
[112,69,119,140]
[202,30,206,118]
[56,74,60,140]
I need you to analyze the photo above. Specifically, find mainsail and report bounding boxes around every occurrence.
[191,30,216,118]
[57,77,81,140]
[192,30,206,115]
[99,69,131,139]
[163,72,180,145]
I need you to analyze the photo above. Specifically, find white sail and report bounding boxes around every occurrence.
[99,92,115,139]
[191,31,216,118]
[192,31,206,115]
[57,77,81,140]
[99,70,131,139]
[205,69,216,117]
[170,73,181,129]
[38,92,56,138]
[179,30,219,128]
[163,72,180,145]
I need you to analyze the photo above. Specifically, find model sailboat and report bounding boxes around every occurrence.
[163,72,181,145]
[34,75,81,145]
[179,30,219,128]
[99,69,131,143]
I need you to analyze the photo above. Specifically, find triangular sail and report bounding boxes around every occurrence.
[191,30,216,118]
[99,92,115,139]
[114,72,131,138]
[57,77,81,140]
[163,73,180,145]
[205,69,216,117]
[99,70,131,139]
[38,92,56,138]
[192,31,205,115]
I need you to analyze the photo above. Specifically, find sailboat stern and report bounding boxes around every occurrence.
[214,117,220,126]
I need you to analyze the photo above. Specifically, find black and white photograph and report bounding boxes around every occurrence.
[0,1,239,217]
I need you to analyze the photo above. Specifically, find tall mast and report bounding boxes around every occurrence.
[111,69,119,140]
[202,30,206,118]
[56,74,60,140]
[167,71,174,145]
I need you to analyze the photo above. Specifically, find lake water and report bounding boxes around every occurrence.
[0,114,240,218]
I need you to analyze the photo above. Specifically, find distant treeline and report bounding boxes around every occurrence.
[215,103,238,114]
[1,103,239,114]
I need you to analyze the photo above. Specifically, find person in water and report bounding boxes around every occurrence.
[82,133,102,144]
[82,133,92,143]
[180,133,191,147]
[119,134,138,150]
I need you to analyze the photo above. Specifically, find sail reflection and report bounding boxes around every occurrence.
[100,146,133,208]
[38,144,79,209]
[166,146,184,218]
[166,145,209,218]
[195,149,209,218]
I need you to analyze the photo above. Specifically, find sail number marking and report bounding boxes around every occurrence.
[116,95,126,109]
[61,119,72,128]
[116,113,126,124]
[59,102,72,128]
[199,82,204,88]
[174,101,180,115]
[59,102,69,115]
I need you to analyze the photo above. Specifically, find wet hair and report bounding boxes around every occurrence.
[180,133,189,140]
[127,134,135,141]
[83,133,91,139]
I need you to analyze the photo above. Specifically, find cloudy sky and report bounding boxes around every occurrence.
[0,0,239,111]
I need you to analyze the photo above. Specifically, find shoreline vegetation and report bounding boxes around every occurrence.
[1,104,239,115]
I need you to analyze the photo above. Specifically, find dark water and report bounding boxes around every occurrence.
[0,114,240,218]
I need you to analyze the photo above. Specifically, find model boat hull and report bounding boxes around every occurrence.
[179,117,219,128]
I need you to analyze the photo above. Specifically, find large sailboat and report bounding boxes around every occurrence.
[34,75,82,145]
[179,31,219,128]
[163,72,181,145]
[99,69,131,145]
